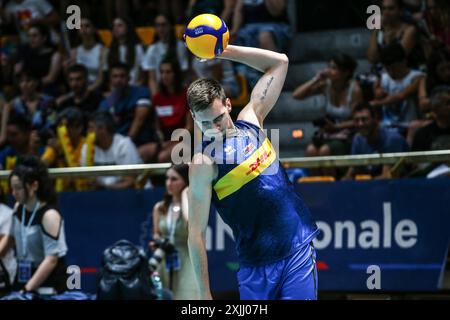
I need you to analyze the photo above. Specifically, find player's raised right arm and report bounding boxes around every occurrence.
[188,153,216,300]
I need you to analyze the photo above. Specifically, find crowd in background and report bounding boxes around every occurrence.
[295,0,450,180]
[0,0,449,191]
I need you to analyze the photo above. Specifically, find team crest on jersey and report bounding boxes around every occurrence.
[243,143,255,157]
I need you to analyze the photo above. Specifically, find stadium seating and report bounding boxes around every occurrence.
[97,24,185,48]
[136,27,156,46]
[265,27,372,157]
[230,73,250,108]
[298,176,336,183]
[97,29,113,47]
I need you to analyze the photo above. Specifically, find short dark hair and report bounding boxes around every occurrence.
[67,64,88,78]
[187,78,226,113]
[110,62,130,74]
[353,103,376,118]
[29,23,51,44]
[18,70,41,89]
[91,111,116,134]
[7,114,32,132]
[9,155,57,205]
[380,43,406,66]
[57,107,84,128]
[331,53,358,80]
[430,85,450,109]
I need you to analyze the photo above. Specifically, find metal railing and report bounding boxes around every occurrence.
[0,150,449,180]
[282,150,450,169]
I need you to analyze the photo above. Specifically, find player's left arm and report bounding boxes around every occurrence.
[218,45,289,128]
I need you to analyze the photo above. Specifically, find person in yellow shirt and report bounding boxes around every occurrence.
[41,107,95,191]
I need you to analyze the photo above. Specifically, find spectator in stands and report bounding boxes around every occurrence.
[14,23,63,96]
[412,85,450,151]
[192,58,240,99]
[142,13,189,96]
[41,107,89,192]
[149,164,199,299]
[370,43,424,136]
[403,0,423,19]
[8,155,68,293]
[3,0,60,44]
[421,0,450,52]
[107,16,145,85]
[1,45,16,99]
[0,187,16,295]
[343,103,409,180]
[231,0,291,52]
[293,53,363,176]
[187,0,236,24]
[0,116,33,170]
[0,71,56,149]
[0,93,6,148]
[66,18,108,92]
[152,58,193,163]
[56,64,103,121]
[231,0,292,87]
[100,62,160,162]
[367,0,419,68]
[418,49,450,112]
[0,115,45,194]
[81,111,142,190]
[120,0,159,27]
[158,0,187,24]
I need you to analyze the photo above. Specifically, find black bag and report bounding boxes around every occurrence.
[97,239,157,300]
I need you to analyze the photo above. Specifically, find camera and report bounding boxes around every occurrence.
[313,115,335,129]
[312,118,327,128]
[148,238,176,272]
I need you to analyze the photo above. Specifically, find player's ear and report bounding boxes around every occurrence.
[190,110,196,120]
[225,98,232,113]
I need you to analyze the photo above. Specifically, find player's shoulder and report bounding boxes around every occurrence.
[237,105,263,129]
[191,152,217,182]
[153,201,165,213]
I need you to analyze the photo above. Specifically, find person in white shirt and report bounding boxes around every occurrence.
[370,43,425,142]
[81,111,143,190]
[142,13,189,95]
[67,17,108,92]
[0,189,16,294]
[107,16,145,85]
[4,0,59,44]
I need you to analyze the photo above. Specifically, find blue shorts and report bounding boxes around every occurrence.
[237,22,293,52]
[237,243,318,300]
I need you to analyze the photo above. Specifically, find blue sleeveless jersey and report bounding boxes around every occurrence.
[201,120,319,267]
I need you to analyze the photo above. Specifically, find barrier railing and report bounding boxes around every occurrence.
[0,150,449,179]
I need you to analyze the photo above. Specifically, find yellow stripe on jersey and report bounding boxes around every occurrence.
[213,138,277,200]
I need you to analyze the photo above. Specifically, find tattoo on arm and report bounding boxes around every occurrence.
[260,76,274,101]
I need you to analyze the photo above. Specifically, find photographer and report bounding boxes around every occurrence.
[293,53,363,177]
[149,164,199,300]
